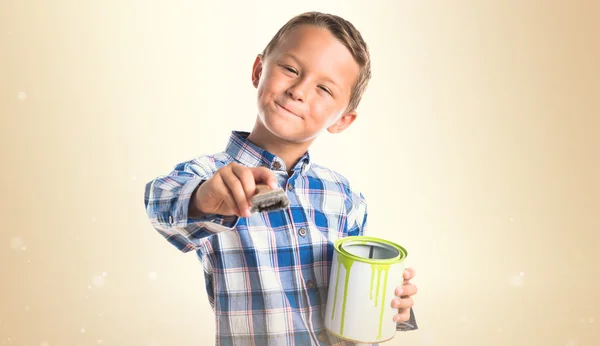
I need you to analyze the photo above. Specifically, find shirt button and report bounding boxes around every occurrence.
[287,184,293,191]
[272,161,282,170]
[307,280,315,289]
[298,228,307,237]
[168,215,173,224]
[317,331,326,342]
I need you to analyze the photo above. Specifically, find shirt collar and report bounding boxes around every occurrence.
[225,131,311,172]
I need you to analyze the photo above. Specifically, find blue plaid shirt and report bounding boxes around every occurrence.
[144,131,417,345]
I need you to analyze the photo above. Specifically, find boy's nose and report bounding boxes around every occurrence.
[286,84,306,102]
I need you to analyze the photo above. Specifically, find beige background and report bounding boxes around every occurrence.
[1,0,599,345]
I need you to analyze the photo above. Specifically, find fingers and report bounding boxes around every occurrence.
[391,296,414,310]
[393,309,412,323]
[395,282,417,297]
[232,164,258,205]
[220,166,252,217]
[392,271,416,323]
[211,173,242,216]
[403,267,416,281]
[218,163,279,218]
[250,167,279,190]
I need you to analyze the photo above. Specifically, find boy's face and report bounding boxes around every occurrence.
[252,25,360,143]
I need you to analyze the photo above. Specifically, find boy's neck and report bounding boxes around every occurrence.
[247,118,314,174]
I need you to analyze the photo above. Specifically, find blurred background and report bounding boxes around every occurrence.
[1,0,598,345]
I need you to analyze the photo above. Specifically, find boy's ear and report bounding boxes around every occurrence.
[252,54,263,89]
[327,111,357,134]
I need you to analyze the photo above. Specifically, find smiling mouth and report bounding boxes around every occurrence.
[275,102,302,118]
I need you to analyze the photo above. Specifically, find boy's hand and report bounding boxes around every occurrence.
[391,267,417,323]
[191,162,279,218]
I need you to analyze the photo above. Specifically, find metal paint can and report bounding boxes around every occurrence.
[325,236,408,343]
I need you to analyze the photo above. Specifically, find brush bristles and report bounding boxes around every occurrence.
[250,189,290,213]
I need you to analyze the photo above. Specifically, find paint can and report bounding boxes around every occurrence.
[325,236,408,343]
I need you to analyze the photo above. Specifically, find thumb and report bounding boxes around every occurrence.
[250,167,279,190]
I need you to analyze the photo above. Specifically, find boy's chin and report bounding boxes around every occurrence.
[269,128,309,143]
[255,113,319,144]
[264,123,316,144]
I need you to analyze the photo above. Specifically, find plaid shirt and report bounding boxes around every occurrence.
[144,131,417,346]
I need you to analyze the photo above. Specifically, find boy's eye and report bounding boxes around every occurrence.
[319,86,333,96]
[283,66,298,75]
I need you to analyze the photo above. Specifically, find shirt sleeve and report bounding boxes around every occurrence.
[143,158,239,253]
[356,192,368,236]
[353,192,419,332]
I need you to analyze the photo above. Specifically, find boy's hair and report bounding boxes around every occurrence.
[261,11,372,113]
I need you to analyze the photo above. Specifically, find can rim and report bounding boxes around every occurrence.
[333,236,407,264]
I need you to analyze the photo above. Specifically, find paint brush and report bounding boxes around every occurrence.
[250,184,290,213]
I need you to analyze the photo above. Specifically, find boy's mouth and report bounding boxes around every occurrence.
[275,102,303,119]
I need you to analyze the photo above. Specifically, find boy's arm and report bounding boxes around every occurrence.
[354,193,418,332]
[143,160,239,253]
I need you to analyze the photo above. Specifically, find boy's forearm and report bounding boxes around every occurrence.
[188,184,207,218]
[184,180,240,232]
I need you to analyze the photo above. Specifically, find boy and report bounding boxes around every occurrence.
[144,11,418,346]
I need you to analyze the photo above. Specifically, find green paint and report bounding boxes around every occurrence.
[377,265,390,339]
[375,266,381,307]
[337,250,355,335]
[331,261,341,320]
[369,264,375,300]
[368,264,392,339]
[336,236,407,265]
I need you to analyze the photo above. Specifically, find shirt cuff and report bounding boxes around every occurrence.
[172,178,239,232]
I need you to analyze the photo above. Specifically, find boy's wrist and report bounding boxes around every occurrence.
[189,182,207,218]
